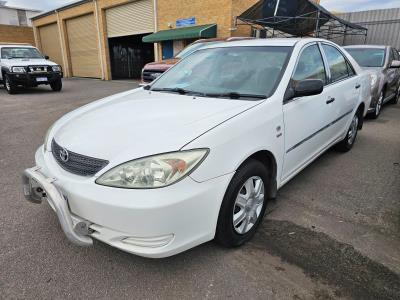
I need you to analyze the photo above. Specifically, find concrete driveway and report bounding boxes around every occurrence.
[0,78,399,299]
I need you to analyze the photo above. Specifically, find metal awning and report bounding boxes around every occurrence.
[237,0,367,40]
[142,24,217,43]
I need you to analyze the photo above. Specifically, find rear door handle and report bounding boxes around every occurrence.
[355,84,361,89]
[326,97,335,104]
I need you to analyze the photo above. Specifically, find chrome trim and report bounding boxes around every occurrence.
[286,109,354,153]
[22,167,93,247]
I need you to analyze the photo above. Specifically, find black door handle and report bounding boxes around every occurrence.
[326,97,335,104]
[355,84,361,89]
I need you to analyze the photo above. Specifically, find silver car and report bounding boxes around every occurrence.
[344,45,400,119]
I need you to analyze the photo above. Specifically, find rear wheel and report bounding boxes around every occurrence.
[215,159,269,247]
[335,111,360,152]
[50,79,62,92]
[4,74,17,94]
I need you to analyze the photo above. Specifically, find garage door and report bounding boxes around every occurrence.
[106,0,154,38]
[38,23,63,69]
[66,14,101,78]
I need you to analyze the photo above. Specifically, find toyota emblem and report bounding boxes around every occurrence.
[59,148,69,162]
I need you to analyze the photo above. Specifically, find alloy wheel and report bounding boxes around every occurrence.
[5,77,10,91]
[233,176,265,234]
[348,114,359,145]
[375,92,383,116]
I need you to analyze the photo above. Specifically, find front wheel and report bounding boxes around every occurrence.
[335,111,360,152]
[4,74,17,94]
[390,86,399,104]
[215,159,269,247]
[370,91,383,119]
[50,79,62,92]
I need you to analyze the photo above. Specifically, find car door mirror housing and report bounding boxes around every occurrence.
[390,60,400,68]
[284,79,324,102]
[44,55,49,60]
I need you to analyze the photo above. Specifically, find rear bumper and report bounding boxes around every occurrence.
[22,146,231,258]
[7,72,62,86]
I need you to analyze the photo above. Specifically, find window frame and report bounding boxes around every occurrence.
[320,42,357,85]
[291,42,328,85]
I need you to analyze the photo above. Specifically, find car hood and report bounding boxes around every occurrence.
[1,58,57,68]
[53,89,259,164]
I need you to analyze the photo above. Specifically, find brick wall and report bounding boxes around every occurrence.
[0,24,35,45]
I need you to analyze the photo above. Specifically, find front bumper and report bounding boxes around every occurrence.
[7,72,62,86]
[22,146,231,258]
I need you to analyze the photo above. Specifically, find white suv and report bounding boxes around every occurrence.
[22,38,371,258]
[0,44,63,94]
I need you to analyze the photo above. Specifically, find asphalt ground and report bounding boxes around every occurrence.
[0,78,399,299]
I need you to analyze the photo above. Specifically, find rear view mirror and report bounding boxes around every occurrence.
[284,79,324,102]
[390,60,400,68]
[44,55,49,60]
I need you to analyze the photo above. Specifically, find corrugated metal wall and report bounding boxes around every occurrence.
[338,8,400,49]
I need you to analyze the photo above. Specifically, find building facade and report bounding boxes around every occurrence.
[31,0,263,81]
[0,2,40,45]
[339,8,400,49]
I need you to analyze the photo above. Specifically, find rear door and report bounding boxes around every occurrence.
[320,43,359,138]
[387,48,400,98]
[282,43,335,181]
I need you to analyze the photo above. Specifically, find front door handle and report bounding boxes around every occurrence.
[355,84,361,89]
[326,97,335,104]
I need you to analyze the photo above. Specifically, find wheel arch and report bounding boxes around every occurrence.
[236,150,278,200]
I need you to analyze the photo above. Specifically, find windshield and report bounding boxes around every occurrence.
[175,41,220,59]
[345,48,386,67]
[151,46,292,99]
[1,47,43,59]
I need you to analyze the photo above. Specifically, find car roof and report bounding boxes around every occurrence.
[199,38,329,50]
[343,45,387,50]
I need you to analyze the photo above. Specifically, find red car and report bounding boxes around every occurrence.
[141,37,254,84]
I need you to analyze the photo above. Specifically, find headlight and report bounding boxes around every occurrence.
[12,66,26,73]
[96,149,209,189]
[44,123,55,151]
[52,65,62,72]
[370,73,378,89]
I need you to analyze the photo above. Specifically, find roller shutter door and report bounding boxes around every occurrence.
[106,0,154,38]
[66,14,101,78]
[38,23,63,69]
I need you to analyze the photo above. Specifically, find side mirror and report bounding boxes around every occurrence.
[284,79,324,102]
[44,55,49,60]
[390,60,400,68]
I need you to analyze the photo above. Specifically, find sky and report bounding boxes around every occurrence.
[3,0,400,13]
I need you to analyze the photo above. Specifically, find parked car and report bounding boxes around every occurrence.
[141,37,253,84]
[23,38,371,258]
[0,44,63,94]
[344,45,400,118]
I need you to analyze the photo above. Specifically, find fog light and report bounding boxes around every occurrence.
[122,234,174,248]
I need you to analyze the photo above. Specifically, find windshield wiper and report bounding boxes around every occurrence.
[151,87,205,96]
[205,92,266,100]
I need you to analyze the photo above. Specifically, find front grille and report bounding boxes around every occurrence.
[28,65,49,73]
[142,70,164,83]
[51,139,109,176]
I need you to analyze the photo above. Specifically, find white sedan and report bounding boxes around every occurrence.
[22,38,371,258]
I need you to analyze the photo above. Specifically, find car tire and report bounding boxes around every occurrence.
[4,74,17,94]
[370,91,383,119]
[50,79,62,92]
[335,110,360,152]
[215,159,269,248]
[390,86,399,104]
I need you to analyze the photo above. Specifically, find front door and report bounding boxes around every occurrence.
[282,43,335,181]
[162,41,174,60]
